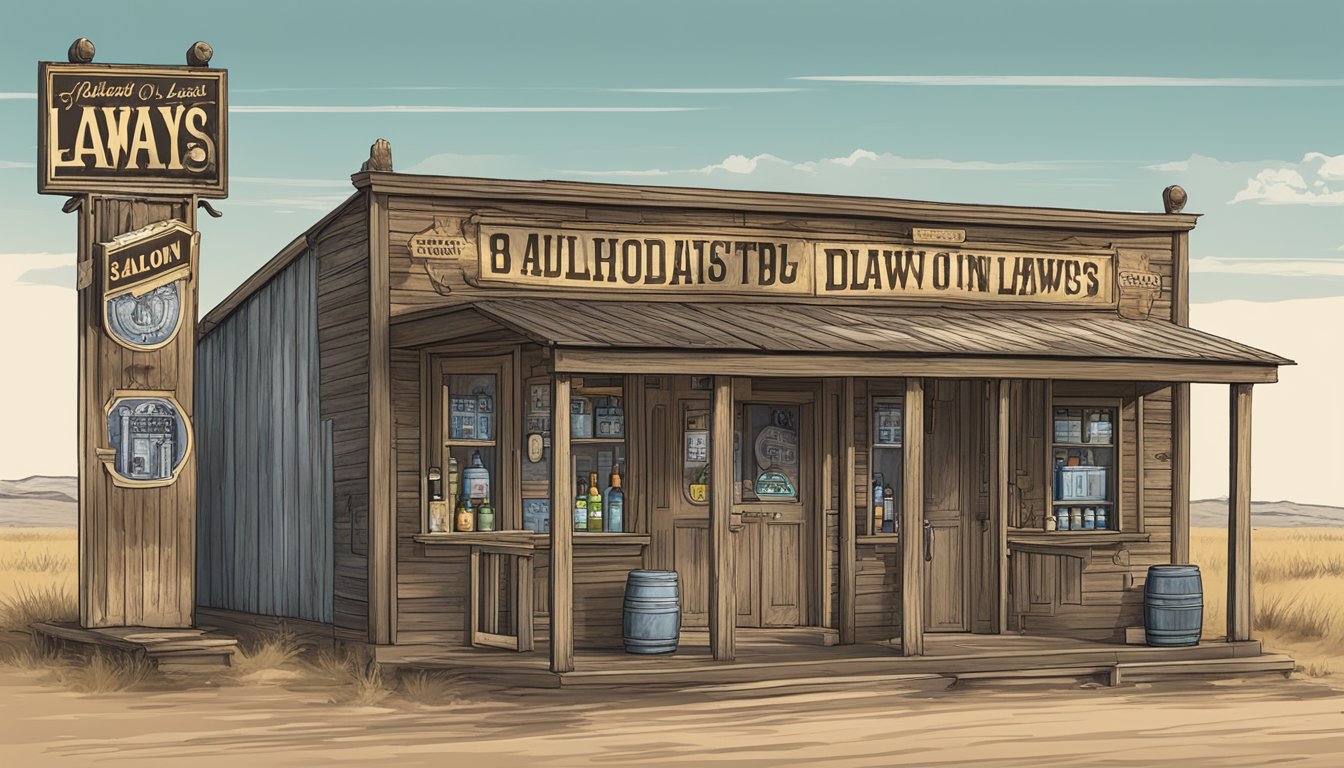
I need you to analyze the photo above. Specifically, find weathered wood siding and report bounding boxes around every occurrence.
[1008,380,1176,641]
[316,201,373,639]
[196,248,332,622]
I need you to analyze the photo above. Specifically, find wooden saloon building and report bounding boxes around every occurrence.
[193,146,1292,684]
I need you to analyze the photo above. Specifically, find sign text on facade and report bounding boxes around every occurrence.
[475,226,1115,306]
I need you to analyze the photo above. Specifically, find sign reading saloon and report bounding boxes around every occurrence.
[100,219,197,299]
[476,226,1115,306]
[38,63,227,196]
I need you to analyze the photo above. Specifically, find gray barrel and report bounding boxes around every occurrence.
[623,570,681,654]
[1145,565,1203,647]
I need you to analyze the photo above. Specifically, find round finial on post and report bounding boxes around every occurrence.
[186,41,213,67]
[68,38,95,64]
[1163,185,1188,214]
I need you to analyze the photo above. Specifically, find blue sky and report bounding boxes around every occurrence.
[1,1,1342,498]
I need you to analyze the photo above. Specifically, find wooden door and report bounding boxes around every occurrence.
[663,394,712,628]
[923,379,970,632]
[735,399,812,628]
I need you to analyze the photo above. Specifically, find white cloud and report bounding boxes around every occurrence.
[0,92,36,99]
[0,160,34,170]
[793,75,1344,87]
[794,148,1070,172]
[609,87,804,94]
[231,105,705,114]
[232,176,350,187]
[1231,153,1344,205]
[1190,256,1344,278]
[697,153,791,174]
[561,148,1077,180]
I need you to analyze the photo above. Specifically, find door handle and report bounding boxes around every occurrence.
[923,520,934,562]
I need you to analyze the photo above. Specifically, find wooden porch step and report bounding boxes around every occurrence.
[952,665,1114,683]
[1112,653,1296,685]
[31,621,238,671]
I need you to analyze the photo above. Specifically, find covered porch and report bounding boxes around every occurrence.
[391,299,1289,677]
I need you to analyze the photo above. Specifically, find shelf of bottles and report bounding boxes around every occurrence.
[866,396,904,537]
[427,372,500,534]
[1049,404,1117,533]
[564,376,627,534]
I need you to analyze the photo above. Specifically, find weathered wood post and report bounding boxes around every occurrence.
[709,375,736,661]
[38,40,228,628]
[838,377,856,644]
[550,374,575,672]
[900,377,925,655]
[1227,383,1253,641]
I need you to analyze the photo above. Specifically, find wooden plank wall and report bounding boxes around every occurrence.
[196,247,332,622]
[316,201,373,640]
[1008,383,1177,641]
[80,197,197,628]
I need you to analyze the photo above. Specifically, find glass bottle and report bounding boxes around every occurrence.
[586,471,604,532]
[573,476,588,532]
[477,497,495,532]
[872,473,884,534]
[605,464,625,533]
[882,484,895,533]
[455,497,475,532]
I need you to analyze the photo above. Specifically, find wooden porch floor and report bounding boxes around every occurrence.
[375,628,1290,689]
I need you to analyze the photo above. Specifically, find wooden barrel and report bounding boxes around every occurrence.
[623,570,681,654]
[1144,565,1203,647]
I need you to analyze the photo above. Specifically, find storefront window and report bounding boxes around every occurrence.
[570,376,627,533]
[868,396,903,535]
[738,404,800,503]
[682,405,710,505]
[1051,402,1118,532]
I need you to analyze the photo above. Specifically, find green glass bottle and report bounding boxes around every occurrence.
[477,497,495,532]
[586,471,603,532]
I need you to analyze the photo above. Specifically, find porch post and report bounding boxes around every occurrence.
[709,375,736,661]
[900,377,925,655]
[995,379,1010,633]
[838,377,857,644]
[550,374,575,673]
[1227,383,1253,642]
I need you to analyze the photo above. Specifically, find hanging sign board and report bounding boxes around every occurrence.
[38,62,228,197]
[98,219,197,351]
[100,219,197,299]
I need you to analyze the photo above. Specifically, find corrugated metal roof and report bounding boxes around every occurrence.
[474,299,1291,367]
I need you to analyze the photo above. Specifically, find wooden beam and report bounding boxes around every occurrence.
[367,191,395,645]
[1171,230,1191,565]
[552,349,1279,385]
[995,379,1010,634]
[550,374,575,673]
[354,171,1200,233]
[1172,385,1191,564]
[838,377,857,644]
[900,377,925,656]
[1135,394,1146,534]
[709,375,736,661]
[1228,383,1253,642]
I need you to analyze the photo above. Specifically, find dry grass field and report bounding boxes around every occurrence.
[1192,526,1344,677]
[1,526,1343,766]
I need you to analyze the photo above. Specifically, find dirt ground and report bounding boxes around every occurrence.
[2,665,1343,768]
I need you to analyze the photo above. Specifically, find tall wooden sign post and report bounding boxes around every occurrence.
[38,39,227,628]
